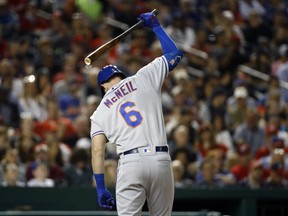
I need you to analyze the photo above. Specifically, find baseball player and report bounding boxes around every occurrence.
[90,12,183,216]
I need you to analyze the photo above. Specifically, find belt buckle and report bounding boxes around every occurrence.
[139,147,156,155]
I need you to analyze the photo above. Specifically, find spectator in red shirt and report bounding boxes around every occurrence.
[33,98,76,146]
[194,122,228,160]
[19,1,50,34]
[230,143,252,182]
[255,135,287,160]
[239,159,264,188]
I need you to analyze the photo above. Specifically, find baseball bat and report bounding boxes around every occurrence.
[84,9,159,66]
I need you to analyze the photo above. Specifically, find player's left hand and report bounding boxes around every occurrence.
[139,12,160,28]
[97,189,115,210]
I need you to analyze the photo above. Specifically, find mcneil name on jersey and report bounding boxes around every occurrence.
[104,81,137,108]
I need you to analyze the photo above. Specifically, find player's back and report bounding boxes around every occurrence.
[91,57,168,154]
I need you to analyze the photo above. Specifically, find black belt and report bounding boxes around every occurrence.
[123,146,168,155]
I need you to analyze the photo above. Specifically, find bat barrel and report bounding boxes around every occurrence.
[84,57,92,66]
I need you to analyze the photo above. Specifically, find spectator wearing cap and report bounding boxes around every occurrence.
[226,86,256,133]
[239,160,264,188]
[255,135,286,160]
[258,137,288,177]
[75,137,91,151]
[1,162,25,187]
[233,107,266,156]
[25,144,65,186]
[218,10,246,49]
[171,68,192,98]
[226,0,244,25]
[206,148,236,186]
[230,143,252,182]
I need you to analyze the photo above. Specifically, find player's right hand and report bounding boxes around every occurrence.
[96,189,115,210]
[139,12,160,28]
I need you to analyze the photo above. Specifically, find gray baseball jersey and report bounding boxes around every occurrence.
[90,56,169,154]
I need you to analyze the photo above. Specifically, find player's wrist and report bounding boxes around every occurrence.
[152,25,162,31]
[94,173,106,192]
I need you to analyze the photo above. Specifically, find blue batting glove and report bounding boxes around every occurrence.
[139,12,160,28]
[96,188,115,210]
[94,174,115,210]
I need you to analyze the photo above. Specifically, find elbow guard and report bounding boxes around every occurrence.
[164,49,183,71]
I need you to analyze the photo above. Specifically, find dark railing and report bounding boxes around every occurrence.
[0,187,287,216]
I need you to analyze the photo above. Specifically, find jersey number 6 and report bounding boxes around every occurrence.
[119,101,143,127]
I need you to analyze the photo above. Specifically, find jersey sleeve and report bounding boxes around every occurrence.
[135,56,169,93]
[90,118,104,138]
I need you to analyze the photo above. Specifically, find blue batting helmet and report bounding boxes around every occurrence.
[97,65,126,87]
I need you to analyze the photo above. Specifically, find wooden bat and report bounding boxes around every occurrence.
[84,9,159,66]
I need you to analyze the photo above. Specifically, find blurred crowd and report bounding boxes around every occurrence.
[0,0,288,189]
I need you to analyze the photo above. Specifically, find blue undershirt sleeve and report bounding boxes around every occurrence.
[153,26,183,71]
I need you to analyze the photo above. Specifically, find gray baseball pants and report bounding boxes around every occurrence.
[116,149,174,216]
